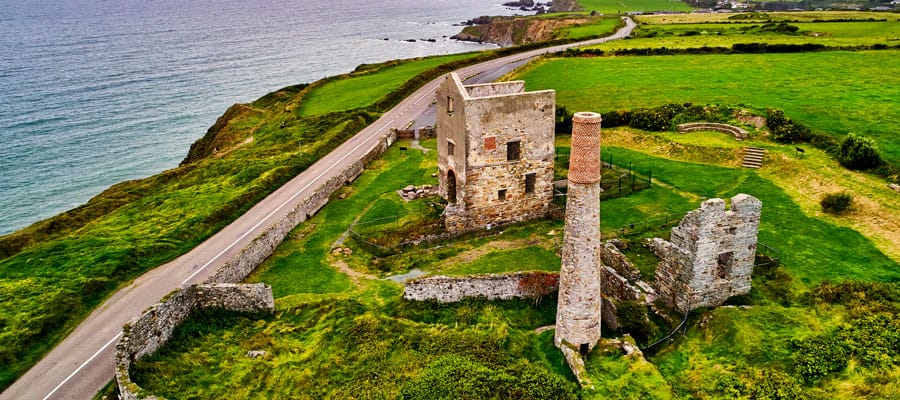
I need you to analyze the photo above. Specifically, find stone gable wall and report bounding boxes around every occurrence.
[652,194,762,312]
[403,271,559,303]
[116,284,274,400]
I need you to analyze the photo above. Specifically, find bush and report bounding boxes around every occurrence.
[820,192,853,214]
[766,109,809,143]
[838,133,883,170]
[792,335,848,382]
[400,356,577,400]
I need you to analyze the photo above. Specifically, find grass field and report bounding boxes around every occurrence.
[558,17,622,39]
[585,20,900,50]
[575,0,693,13]
[514,51,900,164]
[299,53,475,116]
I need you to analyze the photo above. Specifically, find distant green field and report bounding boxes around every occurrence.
[576,0,693,13]
[559,17,622,39]
[515,51,900,163]
[299,53,475,116]
[584,21,900,50]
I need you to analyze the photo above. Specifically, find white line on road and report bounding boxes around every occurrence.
[42,332,123,400]
[180,115,399,285]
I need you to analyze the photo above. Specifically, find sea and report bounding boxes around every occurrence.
[0,0,521,235]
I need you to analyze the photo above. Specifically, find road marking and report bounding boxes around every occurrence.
[180,116,399,285]
[42,332,123,400]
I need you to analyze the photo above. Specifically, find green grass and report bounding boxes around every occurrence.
[299,53,475,116]
[516,51,900,164]
[559,17,622,39]
[247,141,437,295]
[585,20,900,50]
[575,0,693,13]
[435,247,561,276]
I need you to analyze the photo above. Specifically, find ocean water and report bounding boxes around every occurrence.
[0,0,518,235]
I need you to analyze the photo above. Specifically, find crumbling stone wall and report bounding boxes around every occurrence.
[115,283,274,400]
[652,194,762,312]
[436,72,555,233]
[402,271,559,303]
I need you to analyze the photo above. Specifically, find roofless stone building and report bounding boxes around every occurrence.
[435,72,556,233]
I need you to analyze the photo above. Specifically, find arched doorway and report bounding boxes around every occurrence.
[446,170,457,203]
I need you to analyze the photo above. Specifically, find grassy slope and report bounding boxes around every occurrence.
[515,51,900,164]
[132,143,574,399]
[0,52,479,390]
[298,54,472,116]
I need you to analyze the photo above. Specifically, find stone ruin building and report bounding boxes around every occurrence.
[650,194,762,313]
[556,112,604,357]
[435,72,556,233]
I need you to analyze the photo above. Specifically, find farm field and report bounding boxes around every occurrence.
[513,50,900,164]
[574,0,693,14]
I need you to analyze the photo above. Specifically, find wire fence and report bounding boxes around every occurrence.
[348,201,444,257]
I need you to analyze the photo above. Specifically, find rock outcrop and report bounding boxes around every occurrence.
[452,16,593,47]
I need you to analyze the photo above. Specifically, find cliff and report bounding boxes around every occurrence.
[451,16,592,47]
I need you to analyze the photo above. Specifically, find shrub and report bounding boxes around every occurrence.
[838,133,883,170]
[400,355,577,400]
[792,335,848,382]
[766,109,810,143]
[820,192,853,214]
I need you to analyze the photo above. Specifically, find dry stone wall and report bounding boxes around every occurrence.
[402,271,559,303]
[116,283,274,400]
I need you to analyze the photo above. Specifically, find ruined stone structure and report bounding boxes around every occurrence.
[402,271,558,303]
[651,194,762,313]
[436,72,556,233]
[555,112,603,355]
[116,283,274,399]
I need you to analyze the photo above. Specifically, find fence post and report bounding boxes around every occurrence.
[648,169,652,187]
[631,172,636,191]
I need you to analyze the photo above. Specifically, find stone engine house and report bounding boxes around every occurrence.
[435,72,556,233]
[651,194,763,312]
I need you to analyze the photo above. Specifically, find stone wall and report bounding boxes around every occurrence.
[652,194,762,312]
[116,115,398,399]
[205,129,396,284]
[402,271,559,303]
[116,283,274,400]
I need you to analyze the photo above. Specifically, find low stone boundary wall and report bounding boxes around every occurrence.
[403,271,559,303]
[677,122,747,140]
[205,130,396,284]
[116,283,274,400]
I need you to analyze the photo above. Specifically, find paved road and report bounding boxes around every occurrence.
[0,17,634,400]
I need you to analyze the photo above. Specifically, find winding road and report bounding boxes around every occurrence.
[0,17,635,400]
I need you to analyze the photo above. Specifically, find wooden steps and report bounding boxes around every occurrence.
[742,147,765,169]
